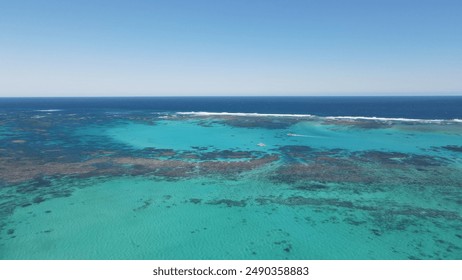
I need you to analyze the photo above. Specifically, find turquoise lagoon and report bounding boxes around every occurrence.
[0,110,461,259]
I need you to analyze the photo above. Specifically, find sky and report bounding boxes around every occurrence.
[0,0,461,97]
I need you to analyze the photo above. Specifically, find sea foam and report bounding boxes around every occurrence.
[35,109,63,112]
[177,111,462,124]
[177,111,314,118]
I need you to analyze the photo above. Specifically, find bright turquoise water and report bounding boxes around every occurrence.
[0,109,461,259]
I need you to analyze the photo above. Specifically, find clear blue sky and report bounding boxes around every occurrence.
[0,0,461,96]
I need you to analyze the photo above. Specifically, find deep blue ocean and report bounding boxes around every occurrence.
[1,96,462,119]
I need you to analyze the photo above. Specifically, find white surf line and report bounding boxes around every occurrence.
[177,111,314,118]
[35,109,63,112]
[177,111,462,124]
[287,133,326,138]
[324,116,450,123]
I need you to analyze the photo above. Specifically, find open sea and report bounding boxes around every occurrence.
[0,96,461,259]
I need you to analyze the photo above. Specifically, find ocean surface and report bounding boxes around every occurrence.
[0,96,461,259]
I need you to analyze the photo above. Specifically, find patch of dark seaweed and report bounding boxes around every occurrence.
[403,155,447,167]
[322,119,393,129]
[49,189,72,198]
[294,184,328,191]
[344,217,367,226]
[90,161,121,169]
[391,208,460,220]
[198,155,279,177]
[354,151,408,165]
[133,199,153,212]
[32,196,46,204]
[278,145,350,164]
[178,149,258,161]
[191,146,208,151]
[280,145,315,154]
[179,153,201,160]
[0,157,99,183]
[353,150,447,167]
[196,121,214,128]
[189,198,202,204]
[219,116,300,130]
[142,148,176,157]
[278,145,316,162]
[370,211,418,232]
[151,166,195,179]
[271,160,373,184]
[255,197,273,205]
[255,196,376,211]
[114,158,195,179]
[200,150,256,160]
[16,177,52,194]
[1,153,278,185]
[441,145,462,153]
[206,199,247,207]
[256,196,461,227]
[283,244,292,253]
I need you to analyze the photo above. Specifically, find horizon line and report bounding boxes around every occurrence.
[1,94,462,98]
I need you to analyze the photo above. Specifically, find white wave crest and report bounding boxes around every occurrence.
[177,111,314,118]
[35,109,63,112]
[324,116,449,123]
[176,111,462,124]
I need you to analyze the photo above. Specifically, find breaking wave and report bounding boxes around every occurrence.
[176,111,462,124]
[35,109,63,112]
[177,111,314,118]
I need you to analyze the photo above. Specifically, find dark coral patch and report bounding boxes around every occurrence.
[142,148,176,157]
[255,195,461,230]
[177,149,258,161]
[200,150,255,160]
[353,151,407,165]
[189,198,202,204]
[280,145,315,154]
[32,196,46,204]
[353,151,446,167]
[322,118,393,129]
[191,146,209,151]
[133,199,153,212]
[198,155,279,177]
[272,160,372,184]
[283,245,292,253]
[441,145,462,153]
[219,116,301,129]
[294,184,328,191]
[206,199,247,207]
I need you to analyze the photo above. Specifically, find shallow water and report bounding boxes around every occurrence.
[0,107,461,259]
